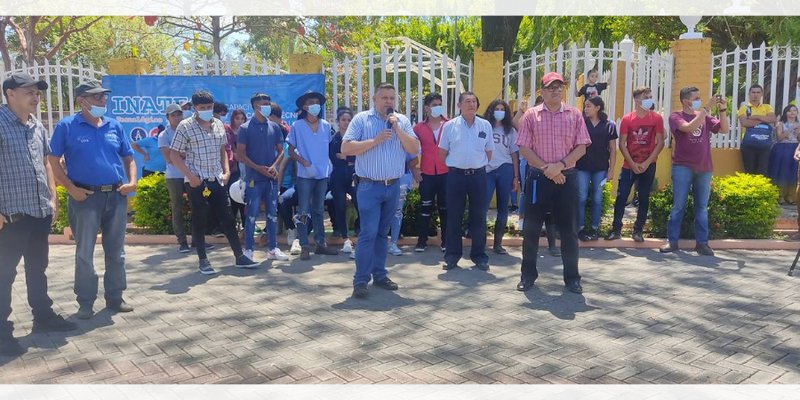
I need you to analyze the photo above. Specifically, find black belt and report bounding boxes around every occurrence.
[450,167,485,175]
[357,176,399,186]
[74,182,121,192]
[2,213,27,223]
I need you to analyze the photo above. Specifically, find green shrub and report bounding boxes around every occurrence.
[51,186,70,234]
[401,187,440,237]
[649,173,778,239]
[133,174,189,234]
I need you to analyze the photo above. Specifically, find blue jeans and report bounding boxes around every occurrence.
[577,170,607,231]
[353,180,399,286]
[668,165,712,244]
[486,163,514,246]
[244,179,279,250]
[296,177,329,246]
[67,191,128,308]
[390,173,413,245]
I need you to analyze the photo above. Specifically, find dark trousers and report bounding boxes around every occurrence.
[741,145,771,176]
[444,169,488,265]
[187,179,243,260]
[611,164,656,233]
[0,215,54,335]
[521,170,580,284]
[330,169,358,239]
[417,173,448,247]
[226,169,245,229]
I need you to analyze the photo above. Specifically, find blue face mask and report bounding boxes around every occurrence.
[182,110,193,119]
[640,99,654,110]
[89,105,106,118]
[691,100,702,111]
[259,105,272,117]
[493,110,506,121]
[307,104,321,117]
[197,110,214,121]
[430,105,444,118]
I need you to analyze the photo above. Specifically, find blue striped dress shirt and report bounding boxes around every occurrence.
[343,109,418,180]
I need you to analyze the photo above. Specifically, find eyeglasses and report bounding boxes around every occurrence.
[544,85,564,92]
[82,93,108,101]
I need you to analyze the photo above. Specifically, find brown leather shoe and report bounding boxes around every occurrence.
[695,243,715,256]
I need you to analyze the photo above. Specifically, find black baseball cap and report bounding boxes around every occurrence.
[3,72,48,93]
[75,80,111,98]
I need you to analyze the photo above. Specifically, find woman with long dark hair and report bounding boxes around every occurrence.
[226,108,247,230]
[483,99,520,254]
[577,96,617,241]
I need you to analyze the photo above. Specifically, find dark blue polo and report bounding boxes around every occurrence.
[49,113,133,186]
[238,116,284,182]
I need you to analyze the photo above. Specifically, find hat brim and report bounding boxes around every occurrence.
[295,92,326,110]
[542,79,565,87]
[82,87,112,95]
[16,80,49,91]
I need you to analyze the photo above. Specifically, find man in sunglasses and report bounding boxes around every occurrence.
[49,80,138,319]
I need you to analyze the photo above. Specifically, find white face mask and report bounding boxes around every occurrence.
[430,105,444,118]
[197,110,214,121]
[259,105,272,117]
[493,110,506,121]
[691,100,702,111]
[307,104,321,117]
[640,99,654,110]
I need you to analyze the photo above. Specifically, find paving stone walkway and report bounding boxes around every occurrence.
[1,244,798,384]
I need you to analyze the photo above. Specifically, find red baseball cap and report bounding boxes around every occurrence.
[542,72,565,87]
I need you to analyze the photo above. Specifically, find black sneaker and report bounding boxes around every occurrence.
[32,314,78,333]
[474,263,490,271]
[604,230,621,240]
[178,243,191,253]
[586,230,599,241]
[352,283,368,299]
[235,254,258,268]
[578,229,591,242]
[315,245,339,255]
[659,242,678,253]
[373,277,398,291]
[548,247,561,257]
[198,259,217,275]
[695,243,715,256]
[0,336,24,357]
[442,262,458,271]
[492,245,507,254]
[632,231,644,243]
[566,281,583,294]
[414,244,426,252]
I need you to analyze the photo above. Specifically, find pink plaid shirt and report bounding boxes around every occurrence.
[515,103,591,168]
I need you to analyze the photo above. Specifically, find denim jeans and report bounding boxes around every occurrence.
[668,165,712,244]
[520,169,581,284]
[416,173,447,247]
[165,178,188,246]
[611,164,656,233]
[353,180,399,286]
[244,179,279,250]
[0,215,55,334]
[187,179,244,259]
[296,177,329,246]
[577,169,607,231]
[390,173,413,245]
[486,163,514,247]
[330,169,357,239]
[68,191,128,308]
[445,168,488,266]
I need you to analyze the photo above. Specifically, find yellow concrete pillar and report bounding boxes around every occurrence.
[473,48,504,105]
[613,60,629,121]
[288,53,323,74]
[107,58,150,75]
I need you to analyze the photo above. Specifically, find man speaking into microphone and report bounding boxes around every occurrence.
[341,83,420,299]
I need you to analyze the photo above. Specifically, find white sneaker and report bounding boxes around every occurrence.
[342,239,353,253]
[290,239,302,255]
[286,228,297,247]
[268,248,289,261]
[389,243,403,256]
[243,249,254,260]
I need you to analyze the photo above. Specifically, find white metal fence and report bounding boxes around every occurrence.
[503,41,674,143]
[711,43,800,148]
[327,37,472,119]
[151,55,288,76]
[0,59,105,133]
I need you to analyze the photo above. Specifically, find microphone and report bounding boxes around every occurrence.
[386,107,394,129]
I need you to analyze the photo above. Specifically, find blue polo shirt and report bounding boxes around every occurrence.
[135,136,166,173]
[238,116,284,182]
[288,118,333,180]
[50,113,133,186]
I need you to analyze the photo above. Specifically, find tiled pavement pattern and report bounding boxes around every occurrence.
[1,245,799,384]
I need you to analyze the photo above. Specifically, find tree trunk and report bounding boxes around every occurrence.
[212,16,222,58]
[481,16,523,63]
[0,17,11,70]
